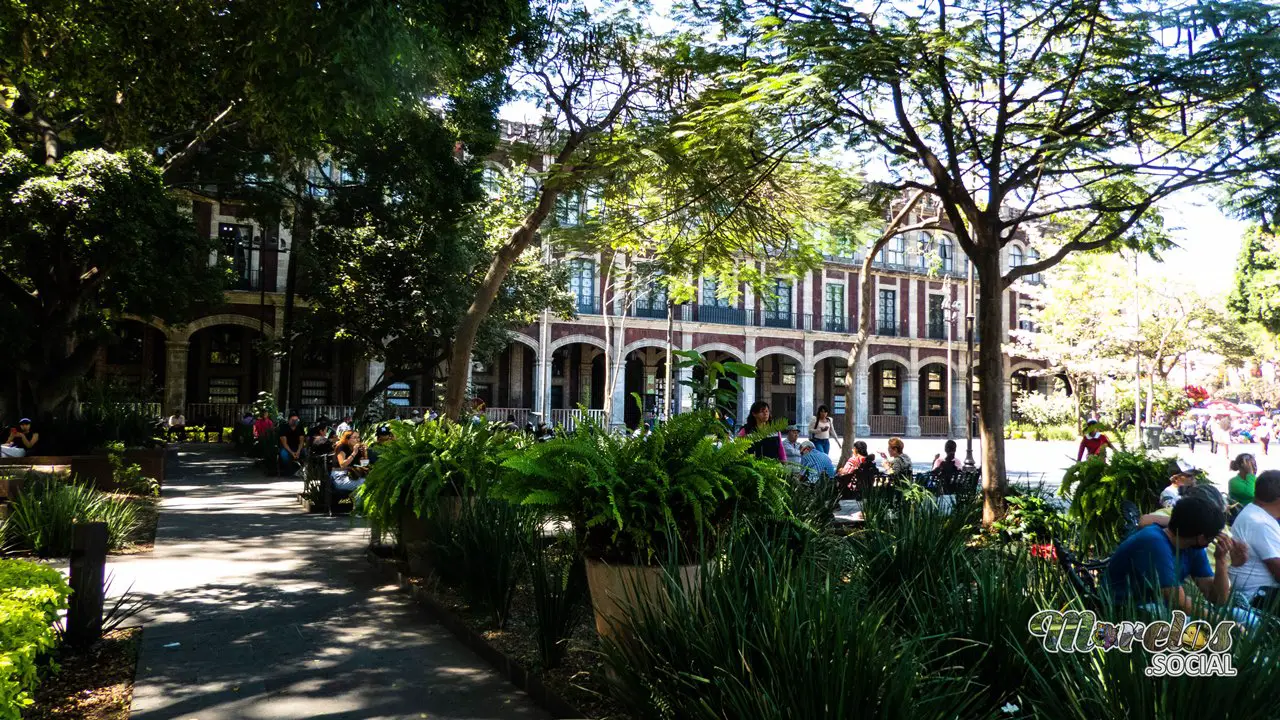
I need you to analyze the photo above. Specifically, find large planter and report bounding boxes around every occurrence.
[82,446,168,491]
[398,497,463,577]
[584,559,701,642]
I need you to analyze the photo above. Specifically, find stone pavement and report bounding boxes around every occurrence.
[114,446,549,720]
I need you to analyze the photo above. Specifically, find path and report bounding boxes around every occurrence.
[113,446,549,720]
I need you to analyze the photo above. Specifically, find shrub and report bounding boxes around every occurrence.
[1058,447,1170,553]
[989,493,1075,545]
[1014,390,1076,428]
[0,559,71,719]
[497,411,792,563]
[449,498,533,628]
[104,442,159,496]
[3,478,139,556]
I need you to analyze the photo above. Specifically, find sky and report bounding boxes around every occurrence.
[1149,189,1248,298]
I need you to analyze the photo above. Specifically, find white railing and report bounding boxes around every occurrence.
[485,408,534,427]
[919,416,951,437]
[549,408,608,431]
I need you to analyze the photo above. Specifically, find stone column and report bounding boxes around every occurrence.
[797,369,814,432]
[951,372,966,439]
[510,348,525,407]
[609,361,627,428]
[533,357,549,421]
[164,340,189,413]
[854,348,870,437]
[904,371,922,438]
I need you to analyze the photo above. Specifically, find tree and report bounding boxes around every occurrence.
[1,0,533,412]
[704,0,1280,523]
[1229,225,1280,334]
[0,149,223,416]
[301,113,570,419]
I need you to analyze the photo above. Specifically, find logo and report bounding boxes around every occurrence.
[1027,609,1237,677]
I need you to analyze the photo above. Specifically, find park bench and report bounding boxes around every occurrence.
[300,453,354,516]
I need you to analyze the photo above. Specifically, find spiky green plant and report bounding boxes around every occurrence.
[496,411,791,563]
[525,523,587,669]
[3,477,139,556]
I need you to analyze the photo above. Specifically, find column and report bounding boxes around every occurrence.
[904,371,921,438]
[510,348,525,407]
[609,361,627,428]
[164,340,189,413]
[951,372,966,439]
[537,312,551,420]
[579,361,594,408]
[676,365,693,415]
[797,369,814,432]
[854,347,870,437]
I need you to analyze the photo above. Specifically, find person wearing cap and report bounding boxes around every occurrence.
[798,440,836,483]
[2,419,38,457]
[1076,419,1111,462]
[1160,459,1201,508]
[368,425,394,465]
[781,425,803,462]
[278,411,306,474]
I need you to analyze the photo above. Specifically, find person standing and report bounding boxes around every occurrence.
[1258,418,1272,456]
[1213,414,1232,460]
[807,405,837,457]
[1180,414,1198,453]
[1076,420,1111,462]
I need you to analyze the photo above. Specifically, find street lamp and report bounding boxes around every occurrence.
[964,260,977,469]
[942,298,963,439]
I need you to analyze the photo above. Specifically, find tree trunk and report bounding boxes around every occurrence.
[279,196,312,412]
[976,247,1009,526]
[443,189,558,419]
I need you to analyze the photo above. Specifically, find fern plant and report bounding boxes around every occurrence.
[496,410,792,564]
[1058,446,1170,554]
[355,419,525,534]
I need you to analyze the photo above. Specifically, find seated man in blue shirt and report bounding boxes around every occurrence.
[1105,496,1236,616]
[798,440,836,483]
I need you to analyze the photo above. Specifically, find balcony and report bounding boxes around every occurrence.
[696,305,747,326]
[823,315,848,333]
[575,297,602,315]
[230,269,277,292]
[927,323,947,341]
[630,305,669,320]
[877,321,901,337]
[763,310,795,329]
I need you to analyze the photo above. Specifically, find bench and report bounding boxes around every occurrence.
[300,453,354,515]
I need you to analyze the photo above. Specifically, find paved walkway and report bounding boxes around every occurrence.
[113,446,549,720]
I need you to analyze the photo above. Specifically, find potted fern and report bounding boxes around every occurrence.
[357,419,520,575]
[497,410,791,640]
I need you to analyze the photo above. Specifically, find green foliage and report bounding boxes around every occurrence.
[1104,381,1191,427]
[497,410,791,563]
[989,494,1074,545]
[525,526,587,669]
[1059,448,1171,553]
[79,381,166,450]
[1014,391,1076,429]
[1230,225,1280,334]
[0,149,224,417]
[356,420,522,535]
[448,498,533,628]
[2,477,139,556]
[672,350,755,419]
[0,559,71,719]
[250,392,278,419]
[104,442,159,497]
[1006,421,1077,442]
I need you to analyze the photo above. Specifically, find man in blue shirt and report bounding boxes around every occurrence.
[1106,496,1234,615]
[798,440,836,483]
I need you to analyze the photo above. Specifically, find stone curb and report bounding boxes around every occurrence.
[365,549,590,720]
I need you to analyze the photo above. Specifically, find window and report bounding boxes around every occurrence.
[208,377,240,403]
[208,329,242,366]
[781,361,797,386]
[825,283,845,329]
[220,223,255,286]
[764,278,792,326]
[1027,249,1042,283]
[881,366,899,389]
[386,382,412,406]
[877,288,897,335]
[833,362,848,388]
[300,379,329,405]
[584,185,603,218]
[927,369,944,392]
[880,235,906,266]
[928,295,946,340]
[702,277,732,308]
[1018,300,1036,332]
[1010,246,1024,270]
[833,394,846,413]
[916,231,934,270]
[302,342,331,369]
[567,259,596,312]
[481,165,501,197]
[522,175,540,202]
[556,191,582,227]
[306,160,332,197]
[880,366,899,414]
[635,269,668,317]
[107,325,145,365]
[940,236,954,272]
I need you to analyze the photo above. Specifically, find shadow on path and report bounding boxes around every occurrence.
[121,446,548,720]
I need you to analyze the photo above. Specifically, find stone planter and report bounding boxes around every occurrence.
[398,496,463,577]
[584,559,701,642]
[81,446,168,491]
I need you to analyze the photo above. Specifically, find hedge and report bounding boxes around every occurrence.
[0,559,71,719]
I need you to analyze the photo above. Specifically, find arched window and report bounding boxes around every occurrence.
[939,235,954,272]
[1009,246,1024,269]
[1027,249,1041,283]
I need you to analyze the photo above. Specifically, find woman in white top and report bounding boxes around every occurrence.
[808,405,837,456]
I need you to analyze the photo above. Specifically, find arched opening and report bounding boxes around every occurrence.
[919,363,950,436]
[550,343,605,413]
[186,324,269,426]
[870,359,908,436]
[755,353,800,425]
[291,336,358,412]
[691,350,742,420]
[623,346,667,429]
[1010,368,1036,421]
[815,356,850,430]
[474,342,538,412]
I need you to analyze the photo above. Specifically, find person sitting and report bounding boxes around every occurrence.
[876,437,912,480]
[798,440,836,483]
[781,426,804,463]
[368,425,394,465]
[1106,494,1238,617]
[1076,420,1111,462]
[335,415,353,434]
[1159,459,1200,508]
[931,439,962,488]
[278,411,306,475]
[166,410,187,442]
[308,418,334,456]
[331,430,370,493]
[738,401,785,462]
[1227,453,1257,507]
[2,418,38,457]
[1229,470,1280,611]
[839,440,872,476]
[252,410,275,439]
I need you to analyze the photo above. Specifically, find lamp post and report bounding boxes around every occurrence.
[964,260,976,469]
[943,298,962,439]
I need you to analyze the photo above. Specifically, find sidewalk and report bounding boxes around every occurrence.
[116,446,548,720]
